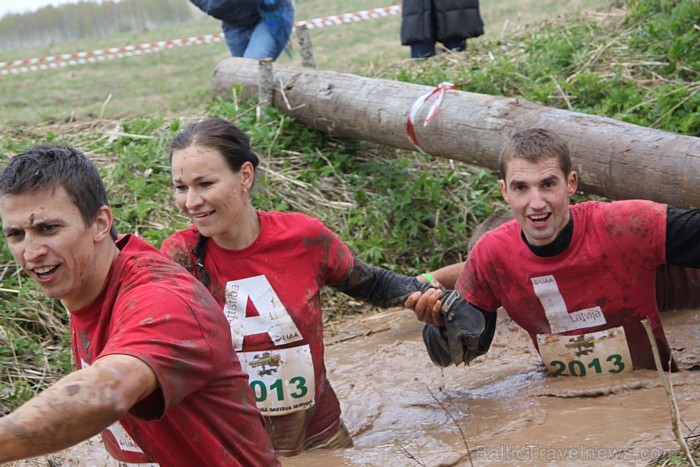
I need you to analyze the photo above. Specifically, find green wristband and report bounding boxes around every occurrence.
[420,273,436,282]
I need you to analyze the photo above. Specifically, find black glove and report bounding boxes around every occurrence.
[422,324,453,367]
[422,290,486,366]
[440,289,486,365]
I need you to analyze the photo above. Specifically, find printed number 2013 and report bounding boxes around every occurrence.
[550,354,625,377]
[250,376,308,403]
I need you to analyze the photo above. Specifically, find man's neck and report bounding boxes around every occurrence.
[522,216,574,257]
[62,240,120,311]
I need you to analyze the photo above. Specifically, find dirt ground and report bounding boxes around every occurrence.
[10,306,700,466]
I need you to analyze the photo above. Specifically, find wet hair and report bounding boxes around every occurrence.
[169,118,260,288]
[498,128,571,179]
[0,145,117,240]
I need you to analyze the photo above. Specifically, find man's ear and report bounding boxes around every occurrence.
[499,179,510,203]
[93,205,113,242]
[566,171,578,197]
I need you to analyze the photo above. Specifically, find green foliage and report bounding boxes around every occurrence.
[648,438,700,466]
[99,117,188,246]
[0,280,70,414]
[626,0,700,75]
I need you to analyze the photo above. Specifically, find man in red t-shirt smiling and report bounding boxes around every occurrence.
[0,145,279,466]
[407,128,700,375]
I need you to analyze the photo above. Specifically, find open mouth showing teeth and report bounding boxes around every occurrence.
[529,213,550,223]
[34,265,58,278]
[193,210,215,219]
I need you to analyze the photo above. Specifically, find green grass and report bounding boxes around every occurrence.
[387,0,699,135]
[481,0,616,36]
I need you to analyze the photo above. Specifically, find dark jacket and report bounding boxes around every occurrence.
[400,0,484,45]
[190,0,259,27]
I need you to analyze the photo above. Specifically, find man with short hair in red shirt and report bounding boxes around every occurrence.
[0,145,279,466]
[408,128,700,375]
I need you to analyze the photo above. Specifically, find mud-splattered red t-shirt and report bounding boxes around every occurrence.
[161,211,355,455]
[459,200,671,371]
[70,234,279,466]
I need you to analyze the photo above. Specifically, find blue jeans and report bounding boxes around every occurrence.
[410,39,466,58]
[222,5,294,60]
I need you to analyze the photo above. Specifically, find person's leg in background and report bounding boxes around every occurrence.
[441,38,466,53]
[249,1,295,60]
[409,1,437,59]
[222,21,253,57]
[410,40,437,58]
[243,20,283,59]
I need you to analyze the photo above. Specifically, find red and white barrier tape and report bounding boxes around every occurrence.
[1,5,402,75]
[294,5,401,29]
[0,35,224,70]
[406,82,458,154]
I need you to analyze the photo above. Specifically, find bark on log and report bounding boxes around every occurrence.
[211,57,700,209]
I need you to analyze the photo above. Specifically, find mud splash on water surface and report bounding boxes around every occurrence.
[16,307,700,466]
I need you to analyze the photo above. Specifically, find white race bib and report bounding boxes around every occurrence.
[239,345,316,415]
[537,326,633,377]
[532,275,607,333]
[106,422,145,454]
[223,276,303,351]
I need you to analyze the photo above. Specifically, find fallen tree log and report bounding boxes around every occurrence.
[211,58,700,209]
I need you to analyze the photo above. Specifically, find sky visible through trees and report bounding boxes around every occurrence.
[0,0,199,51]
[0,0,98,18]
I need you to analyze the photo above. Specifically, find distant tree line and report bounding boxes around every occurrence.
[0,0,208,52]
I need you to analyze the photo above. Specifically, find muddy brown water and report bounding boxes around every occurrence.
[15,307,700,466]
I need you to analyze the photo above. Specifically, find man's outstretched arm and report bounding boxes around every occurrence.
[0,354,156,462]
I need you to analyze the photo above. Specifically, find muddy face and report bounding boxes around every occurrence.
[0,186,109,310]
[499,157,577,247]
[171,145,255,249]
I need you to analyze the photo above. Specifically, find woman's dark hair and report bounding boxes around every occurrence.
[169,117,259,172]
[0,145,118,240]
[169,118,260,288]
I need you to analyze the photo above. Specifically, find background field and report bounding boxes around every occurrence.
[0,0,611,127]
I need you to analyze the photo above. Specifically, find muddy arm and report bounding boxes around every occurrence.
[0,355,156,462]
[334,256,433,309]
